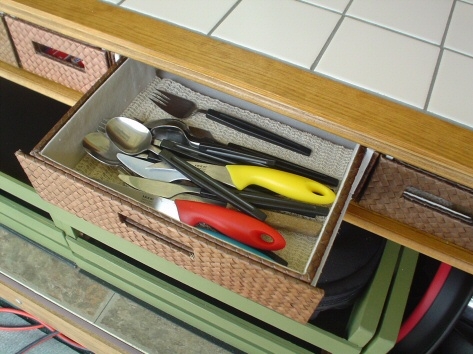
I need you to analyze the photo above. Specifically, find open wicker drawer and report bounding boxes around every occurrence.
[16,58,367,323]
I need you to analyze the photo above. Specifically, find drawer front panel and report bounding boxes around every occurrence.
[17,151,324,323]
[5,16,111,93]
[358,156,473,251]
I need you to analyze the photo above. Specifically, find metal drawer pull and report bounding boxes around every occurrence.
[32,41,86,71]
[403,186,473,225]
[118,213,195,258]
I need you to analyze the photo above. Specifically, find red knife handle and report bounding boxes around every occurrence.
[174,200,286,251]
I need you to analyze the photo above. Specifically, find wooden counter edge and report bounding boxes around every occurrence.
[346,203,473,275]
[0,61,81,106]
[1,0,472,190]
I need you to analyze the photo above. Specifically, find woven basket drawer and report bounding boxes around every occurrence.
[357,155,473,251]
[5,16,112,93]
[15,58,366,322]
[0,15,18,67]
[16,150,324,323]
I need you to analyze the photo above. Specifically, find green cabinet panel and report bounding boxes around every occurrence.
[66,235,361,354]
[0,194,73,260]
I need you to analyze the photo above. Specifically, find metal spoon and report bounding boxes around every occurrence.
[105,117,228,163]
[106,117,161,156]
[148,119,217,142]
[82,131,122,165]
[149,119,275,166]
[83,130,159,167]
[146,119,210,148]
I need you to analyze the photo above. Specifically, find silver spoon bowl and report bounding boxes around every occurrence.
[146,118,209,148]
[106,117,161,156]
[146,119,275,166]
[145,118,217,146]
[82,131,122,165]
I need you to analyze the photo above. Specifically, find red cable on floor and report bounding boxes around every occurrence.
[0,307,88,351]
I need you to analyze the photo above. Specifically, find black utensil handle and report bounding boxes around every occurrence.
[240,191,330,217]
[227,143,339,187]
[158,149,267,221]
[260,251,288,266]
[199,189,329,217]
[158,139,234,165]
[205,109,312,156]
[198,141,276,166]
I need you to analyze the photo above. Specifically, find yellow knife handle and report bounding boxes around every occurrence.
[226,165,336,205]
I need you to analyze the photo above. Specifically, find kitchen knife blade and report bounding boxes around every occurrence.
[118,174,330,217]
[118,153,335,205]
[118,155,187,182]
[119,174,202,199]
[95,179,285,250]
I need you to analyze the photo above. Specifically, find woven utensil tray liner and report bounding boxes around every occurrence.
[0,15,18,67]
[5,16,111,93]
[17,151,323,323]
[358,155,473,251]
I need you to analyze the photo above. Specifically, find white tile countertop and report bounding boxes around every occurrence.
[103,0,473,130]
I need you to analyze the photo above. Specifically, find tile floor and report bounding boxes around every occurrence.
[0,225,238,353]
[103,0,473,129]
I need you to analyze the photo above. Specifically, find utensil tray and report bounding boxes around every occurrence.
[16,58,367,323]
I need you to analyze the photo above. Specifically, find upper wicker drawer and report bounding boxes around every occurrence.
[357,155,473,252]
[5,15,114,93]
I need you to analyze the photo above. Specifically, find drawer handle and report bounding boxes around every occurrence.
[403,186,473,225]
[118,213,195,259]
[32,41,86,72]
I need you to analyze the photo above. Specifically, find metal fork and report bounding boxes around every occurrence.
[149,89,312,156]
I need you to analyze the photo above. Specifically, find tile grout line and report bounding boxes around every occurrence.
[423,49,445,112]
[423,0,458,111]
[442,47,473,60]
[342,15,446,48]
[310,0,355,71]
[207,0,243,36]
[92,291,117,324]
